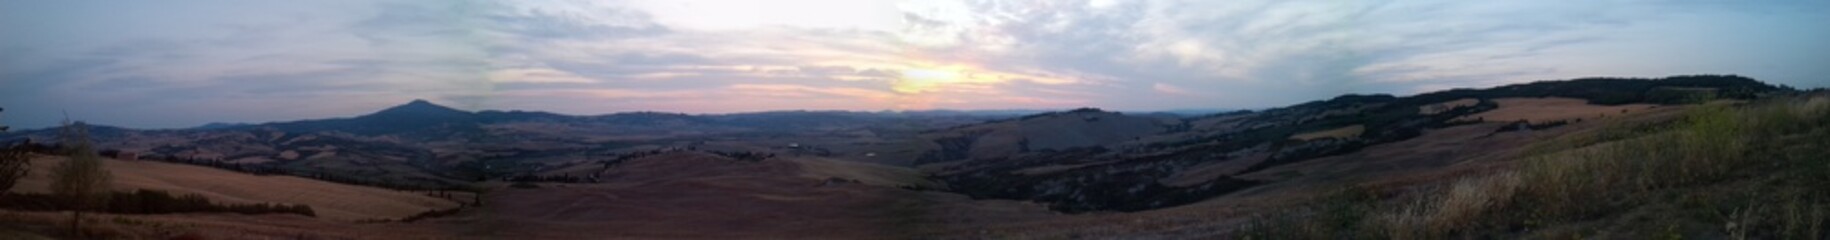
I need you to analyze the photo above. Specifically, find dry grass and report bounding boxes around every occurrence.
[1475,95,1823,236]
[12,156,459,220]
[1237,94,1830,239]
[1458,97,1658,123]
[1367,172,1519,239]
[1370,198,1432,239]
[1435,172,1519,229]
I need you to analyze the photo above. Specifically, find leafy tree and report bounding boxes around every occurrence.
[0,148,23,196]
[52,120,112,238]
[0,107,25,195]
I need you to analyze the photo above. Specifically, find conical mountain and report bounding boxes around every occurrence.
[361,99,473,122]
[264,99,478,136]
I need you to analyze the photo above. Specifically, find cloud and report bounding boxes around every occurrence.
[487,68,598,84]
[3,0,1828,129]
[503,88,704,101]
[487,6,669,41]
[1153,82,1192,96]
[729,84,897,101]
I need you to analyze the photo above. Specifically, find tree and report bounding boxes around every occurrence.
[52,120,112,238]
[0,107,26,195]
[468,184,489,207]
[0,148,24,196]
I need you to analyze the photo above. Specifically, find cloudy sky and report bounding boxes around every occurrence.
[2,0,1826,129]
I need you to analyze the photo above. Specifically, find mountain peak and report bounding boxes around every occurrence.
[371,99,468,117]
[397,99,449,110]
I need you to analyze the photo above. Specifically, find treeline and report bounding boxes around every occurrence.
[5,140,59,155]
[507,173,586,183]
[7,141,450,191]
[133,149,439,190]
[357,206,464,223]
[1492,119,1574,134]
[607,149,681,162]
[10,141,287,176]
[0,189,315,217]
[99,149,287,175]
[594,149,686,172]
[400,207,463,222]
[1405,75,1782,106]
[289,168,444,191]
[708,150,773,162]
[944,107,1108,130]
[594,148,776,168]
[507,149,777,184]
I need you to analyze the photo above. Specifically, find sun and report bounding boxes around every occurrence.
[901,68,959,82]
[894,67,963,94]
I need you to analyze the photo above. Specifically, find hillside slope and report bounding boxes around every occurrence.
[12,155,460,220]
[921,75,1788,213]
[431,152,1053,238]
[1227,93,1830,239]
[916,108,1173,164]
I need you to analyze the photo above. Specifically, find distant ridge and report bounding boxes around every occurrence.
[191,122,252,130]
[920,74,1790,212]
[253,99,482,137]
[8,75,1782,138]
[155,99,1041,139]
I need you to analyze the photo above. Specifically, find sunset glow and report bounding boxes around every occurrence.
[2,0,1827,129]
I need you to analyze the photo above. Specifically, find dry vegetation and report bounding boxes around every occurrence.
[1459,97,1659,123]
[1236,94,1830,239]
[11,156,458,220]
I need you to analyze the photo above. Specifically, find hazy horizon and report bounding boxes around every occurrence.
[5,0,1829,129]
[3,97,1241,130]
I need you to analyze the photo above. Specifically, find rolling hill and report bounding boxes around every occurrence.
[10,154,460,220]
[0,74,1814,239]
[917,75,1788,213]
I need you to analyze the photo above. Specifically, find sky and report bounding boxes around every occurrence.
[2,0,1827,129]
